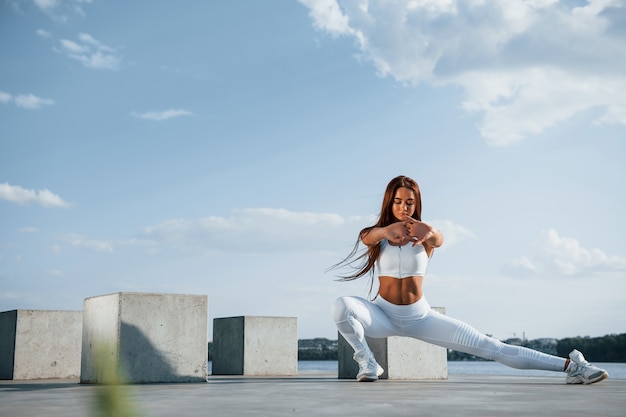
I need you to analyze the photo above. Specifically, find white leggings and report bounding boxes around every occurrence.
[333,295,566,372]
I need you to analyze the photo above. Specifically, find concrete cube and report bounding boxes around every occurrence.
[80,292,208,384]
[212,316,297,376]
[338,306,448,380]
[0,310,82,380]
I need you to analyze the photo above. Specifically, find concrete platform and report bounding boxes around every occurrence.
[1,373,623,417]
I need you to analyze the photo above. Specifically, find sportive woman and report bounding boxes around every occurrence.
[332,175,609,384]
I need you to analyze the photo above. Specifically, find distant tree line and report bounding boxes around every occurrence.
[448,333,626,362]
[557,334,626,362]
[297,338,338,360]
[209,333,626,362]
[207,338,339,361]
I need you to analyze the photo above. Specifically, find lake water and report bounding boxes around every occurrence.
[296,360,626,379]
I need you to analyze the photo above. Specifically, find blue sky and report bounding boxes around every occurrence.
[1,0,625,341]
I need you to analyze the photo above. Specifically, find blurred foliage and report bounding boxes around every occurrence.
[90,343,143,417]
[557,334,626,362]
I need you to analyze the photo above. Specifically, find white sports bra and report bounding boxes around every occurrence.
[376,239,429,278]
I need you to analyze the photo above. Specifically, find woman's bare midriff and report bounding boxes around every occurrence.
[378,276,424,305]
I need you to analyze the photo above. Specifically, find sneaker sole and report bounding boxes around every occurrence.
[566,371,609,385]
[356,364,385,382]
[584,371,609,385]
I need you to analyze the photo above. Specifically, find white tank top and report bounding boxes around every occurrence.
[376,239,429,278]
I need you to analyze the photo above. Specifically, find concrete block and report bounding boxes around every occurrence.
[338,306,448,380]
[212,316,297,376]
[0,310,82,380]
[80,292,208,384]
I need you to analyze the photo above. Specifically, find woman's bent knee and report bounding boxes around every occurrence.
[332,296,353,323]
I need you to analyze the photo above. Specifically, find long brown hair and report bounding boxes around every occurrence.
[330,175,423,287]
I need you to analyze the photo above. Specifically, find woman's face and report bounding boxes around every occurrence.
[391,187,416,221]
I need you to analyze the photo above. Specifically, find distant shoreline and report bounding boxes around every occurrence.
[292,334,626,362]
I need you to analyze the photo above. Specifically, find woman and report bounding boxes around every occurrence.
[332,175,609,384]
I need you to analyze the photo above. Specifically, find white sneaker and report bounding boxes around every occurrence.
[353,351,384,382]
[566,349,609,385]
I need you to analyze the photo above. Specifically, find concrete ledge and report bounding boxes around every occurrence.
[212,316,297,376]
[338,306,448,380]
[80,292,208,384]
[0,310,82,380]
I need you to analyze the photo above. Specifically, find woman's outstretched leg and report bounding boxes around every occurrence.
[402,309,608,383]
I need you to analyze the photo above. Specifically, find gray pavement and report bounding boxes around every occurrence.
[1,372,624,417]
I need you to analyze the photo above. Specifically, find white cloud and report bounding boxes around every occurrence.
[56,33,121,70]
[141,208,369,253]
[14,93,55,109]
[0,91,54,109]
[501,256,538,279]
[139,209,474,257]
[60,234,113,253]
[596,104,626,126]
[32,0,93,22]
[34,0,59,12]
[299,0,354,37]
[56,235,160,254]
[300,0,626,145]
[459,68,626,145]
[132,109,195,121]
[431,219,475,249]
[38,28,119,70]
[18,227,39,233]
[36,29,52,38]
[0,91,12,103]
[47,209,365,255]
[0,182,70,207]
[502,229,626,278]
[52,210,472,258]
[537,229,626,275]
[78,33,103,47]
[59,38,87,54]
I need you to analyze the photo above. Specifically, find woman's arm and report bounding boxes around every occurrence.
[425,227,444,248]
[406,220,444,248]
[360,222,410,246]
